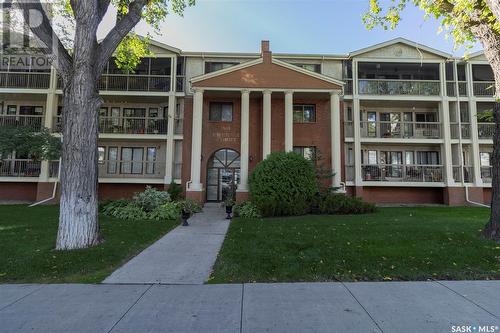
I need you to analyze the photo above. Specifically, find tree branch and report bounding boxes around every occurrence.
[16,0,72,77]
[485,0,500,22]
[98,0,112,22]
[95,0,148,76]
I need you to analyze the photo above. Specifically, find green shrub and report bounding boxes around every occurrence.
[109,203,148,220]
[316,193,376,215]
[178,199,202,215]
[249,151,318,216]
[148,201,181,221]
[101,199,131,216]
[234,201,261,218]
[167,181,184,201]
[133,186,170,212]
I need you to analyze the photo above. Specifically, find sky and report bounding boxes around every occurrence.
[98,0,483,56]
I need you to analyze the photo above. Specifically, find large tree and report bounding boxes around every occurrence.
[10,0,193,250]
[364,0,500,241]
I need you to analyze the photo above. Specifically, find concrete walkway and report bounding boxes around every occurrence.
[1,281,499,333]
[104,203,229,284]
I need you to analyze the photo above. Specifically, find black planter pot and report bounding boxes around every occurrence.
[225,205,233,219]
[181,210,191,226]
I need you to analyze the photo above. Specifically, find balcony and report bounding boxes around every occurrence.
[49,160,165,179]
[345,165,354,182]
[0,159,41,177]
[58,75,172,92]
[176,76,185,92]
[358,79,440,96]
[53,116,168,135]
[0,115,44,131]
[343,79,353,95]
[452,165,473,183]
[481,166,492,183]
[344,121,354,137]
[362,164,444,182]
[473,81,495,97]
[0,72,51,89]
[450,123,471,139]
[478,123,495,139]
[360,121,441,139]
[446,81,467,97]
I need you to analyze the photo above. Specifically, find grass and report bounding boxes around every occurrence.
[0,205,178,283]
[210,207,500,283]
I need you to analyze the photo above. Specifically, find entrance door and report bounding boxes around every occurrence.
[206,148,240,202]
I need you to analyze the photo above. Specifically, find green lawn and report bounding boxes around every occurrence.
[0,205,178,283]
[210,207,500,283]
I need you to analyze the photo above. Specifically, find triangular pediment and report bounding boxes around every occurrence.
[350,38,451,60]
[191,57,343,90]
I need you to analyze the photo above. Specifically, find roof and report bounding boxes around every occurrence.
[349,37,452,59]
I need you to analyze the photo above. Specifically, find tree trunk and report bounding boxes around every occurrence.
[55,3,102,250]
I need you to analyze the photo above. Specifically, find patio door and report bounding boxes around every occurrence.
[206,149,240,202]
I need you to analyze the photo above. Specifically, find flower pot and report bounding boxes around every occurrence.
[181,210,191,226]
[225,205,233,220]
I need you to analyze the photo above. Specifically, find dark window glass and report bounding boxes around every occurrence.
[445,62,454,81]
[121,147,144,174]
[150,58,171,75]
[293,104,316,123]
[472,64,494,81]
[209,103,233,122]
[205,62,239,73]
[358,62,440,80]
[176,57,185,75]
[295,63,321,73]
[457,65,466,81]
[293,146,316,161]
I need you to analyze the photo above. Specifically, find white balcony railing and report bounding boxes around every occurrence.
[450,123,471,139]
[360,121,441,139]
[0,159,41,177]
[358,79,440,96]
[481,166,492,183]
[478,123,495,139]
[58,74,172,92]
[446,81,468,97]
[362,164,444,182]
[0,115,44,131]
[343,79,353,95]
[473,81,495,97]
[53,116,168,135]
[0,72,51,89]
[344,121,354,137]
[452,165,473,183]
[345,165,354,182]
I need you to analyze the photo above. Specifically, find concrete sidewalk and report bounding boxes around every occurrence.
[103,203,229,284]
[1,281,499,333]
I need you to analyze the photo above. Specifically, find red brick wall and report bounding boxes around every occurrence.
[98,183,164,201]
[0,182,38,201]
[356,186,444,204]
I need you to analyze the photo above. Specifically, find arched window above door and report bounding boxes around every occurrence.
[208,149,240,168]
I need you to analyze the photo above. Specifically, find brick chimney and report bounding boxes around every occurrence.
[261,40,271,63]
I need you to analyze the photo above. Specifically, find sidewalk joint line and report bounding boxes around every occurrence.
[0,285,45,312]
[107,284,153,333]
[239,284,245,333]
[341,282,385,333]
[434,280,500,320]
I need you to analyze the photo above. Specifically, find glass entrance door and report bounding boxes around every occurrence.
[206,149,240,202]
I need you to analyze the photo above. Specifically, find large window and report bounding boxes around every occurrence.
[293,146,316,161]
[293,104,316,123]
[294,63,321,73]
[209,102,233,122]
[416,151,440,165]
[146,147,157,174]
[205,62,239,73]
[121,147,144,174]
[107,147,118,174]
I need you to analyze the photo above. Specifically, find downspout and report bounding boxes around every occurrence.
[29,157,61,207]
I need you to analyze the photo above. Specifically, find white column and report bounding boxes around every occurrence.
[239,90,250,191]
[189,88,203,191]
[469,99,483,185]
[330,91,342,189]
[440,100,455,185]
[164,95,176,184]
[284,90,294,152]
[39,93,58,182]
[262,90,272,158]
[353,98,362,185]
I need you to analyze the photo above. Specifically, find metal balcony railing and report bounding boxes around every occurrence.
[0,115,44,131]
[473,81,495,96]
[173,162,182,179]
[450,123,471,139]
[452,165,473,183]
[344,121,354,137]
[176,76,185,92]
[358,79,440,96]
[0,72,51,89]
[481,166,492,183]
[478,123,495,139]
[360,121,441,139]
[345,165,354,182]
[50,160,165,178]
[58,74,172,92]
[446,81,468,97]
[362,164,444,182]
[53,116,168,135]
[0,159,41,177]
[343,79,353,95]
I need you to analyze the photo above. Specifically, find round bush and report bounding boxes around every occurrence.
[249,151,318,216]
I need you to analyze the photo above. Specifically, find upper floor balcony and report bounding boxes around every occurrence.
[359,121,441,139]
[472,64,495,97]
[0,115,44,131]
[358,79,440,96]
[446,81,467,97]
[0,159,41,177]
[0,71,51,90]
[478,123,495,139]
[361,164,444,183]
[473,81,496,97]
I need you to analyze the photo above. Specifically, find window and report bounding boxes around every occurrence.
[293,104,316,123]
[480,152,491,166]
[150,58,171,75]
[19,106,43,115]
[146,147,157,174]
[367,150,377,165]
[209,102,233,122]
[98,147,105,164]
[205,62,239,73]
[405,151,415,165]
[6,105,16,115]
[121,147,144,174]
[294,63,321,73]
[416,151,440,165]
[107,147,118,174]
[293,146,316,161]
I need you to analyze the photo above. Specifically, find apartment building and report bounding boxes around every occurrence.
[0,38,495,205]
